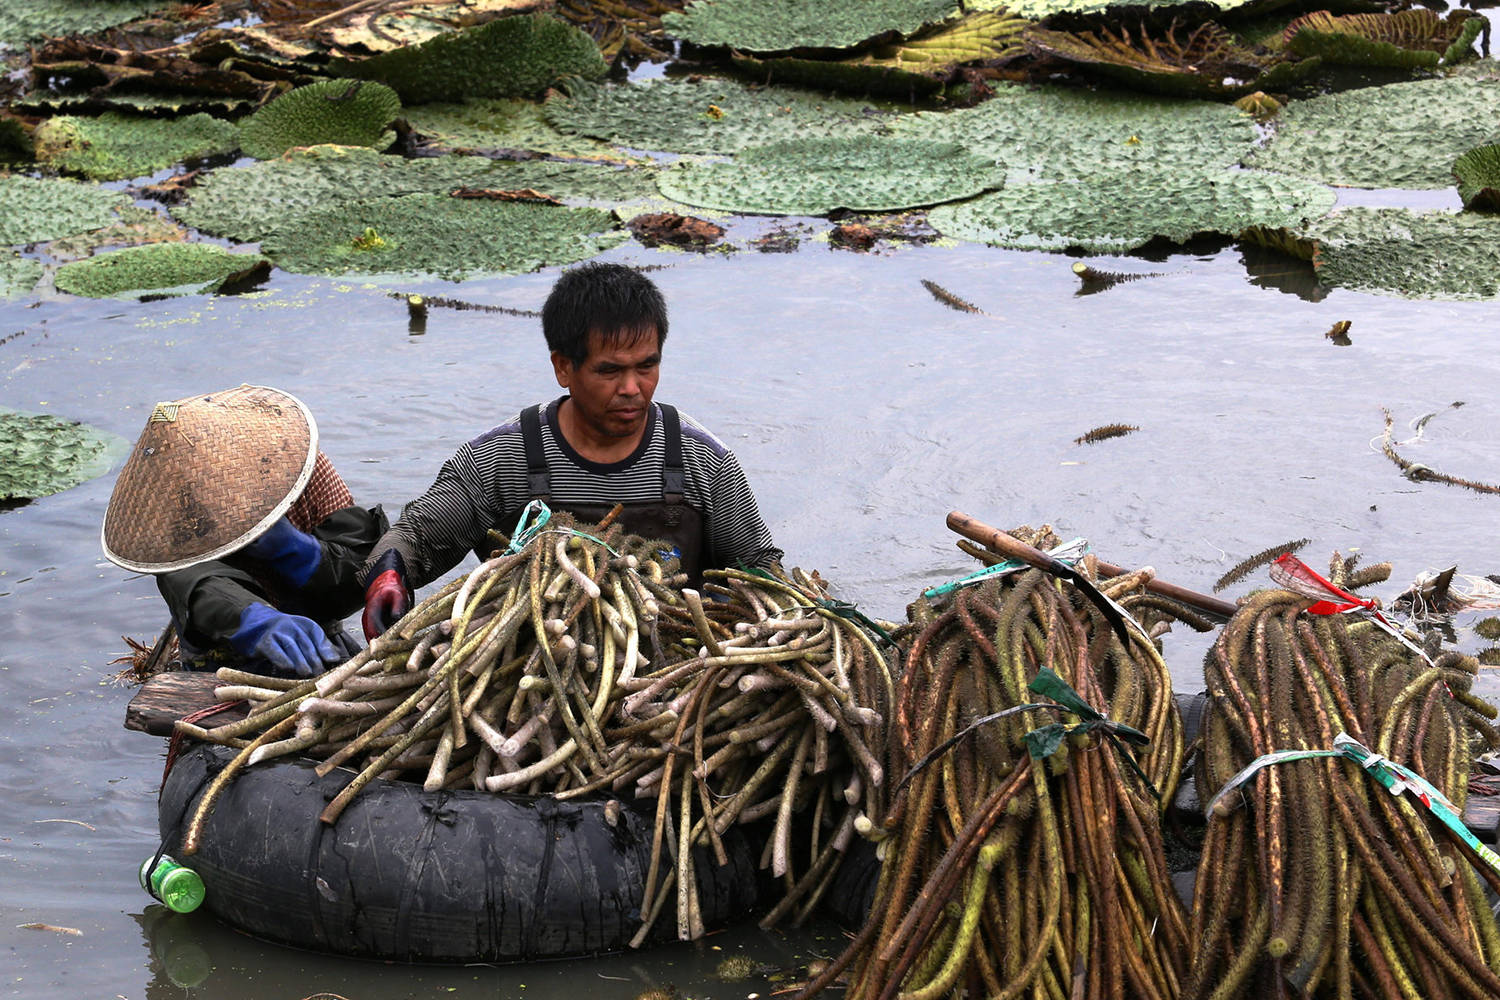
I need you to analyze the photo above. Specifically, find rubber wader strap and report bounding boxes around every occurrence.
[520,404,550,501]
[658,403,685,504]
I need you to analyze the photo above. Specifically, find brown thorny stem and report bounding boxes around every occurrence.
[174,513,895,945]
[798,556,1193,1000]
[1187,555,1500,1000]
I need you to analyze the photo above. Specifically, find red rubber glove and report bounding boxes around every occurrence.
[362,549,411,640]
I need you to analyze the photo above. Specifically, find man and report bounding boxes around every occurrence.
[362,262,781,638]
[102,384,387,677]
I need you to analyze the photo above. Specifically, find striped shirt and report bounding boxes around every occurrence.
[368,397,782,587]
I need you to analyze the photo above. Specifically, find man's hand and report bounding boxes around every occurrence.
[362,549,411,640]
[242,516,321,588]
[231,603,342,677]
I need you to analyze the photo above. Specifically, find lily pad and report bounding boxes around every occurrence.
[662,0,958,53]
[336,13,607,104]
[32,112,240,182]
[657,137,1003,215]
[967,0,1276,22]
[46,204,187,260]
[545,77,892,155]
[18,89,256,118]
[1,115,33,163]
[928,167,1335,252]
[173,146,654,241]
[0,0,159,49]
[1309,208,1500,299]
[239,79,401,160]
[54,243,269,299]
[0,252,43,299]
[0,406,129,503]
[1454,144,1500,211]
[258,193,625,279]
[0,175,128,246]
[325,0,544,53]
[1245,76,1500,189]
[889,82,1257,182]
[403,98,642,161]
[1283,9,1485,69]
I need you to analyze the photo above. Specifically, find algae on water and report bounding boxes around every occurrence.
[239,79,401,160]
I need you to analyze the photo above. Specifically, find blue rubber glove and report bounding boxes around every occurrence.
[241,516,321,589]
[362,549,411,640]
[231,603,341,678]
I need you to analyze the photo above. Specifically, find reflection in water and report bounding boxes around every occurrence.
[1238,243,1328,301]
[135,907,212,995]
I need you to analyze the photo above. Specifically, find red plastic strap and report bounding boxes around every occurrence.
[161,700,248,793]
[1269,554,1375,614]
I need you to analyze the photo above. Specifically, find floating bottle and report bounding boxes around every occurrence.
[138,854,205,914]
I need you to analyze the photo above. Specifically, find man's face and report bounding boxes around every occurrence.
[552,327,662,441]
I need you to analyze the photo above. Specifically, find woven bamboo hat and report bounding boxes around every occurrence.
[101,384,318,573]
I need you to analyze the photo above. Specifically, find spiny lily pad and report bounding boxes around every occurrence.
[889,82,1257,182]
[54,243,269,299]
[0,406,129,503]
[662,0,958,53]
[258,193,625,279]
[46,204,187,260]
[1245,76,1500,189]
[1454,144,1500,211]
[403,98,642,161]
[0,253,43,299]
[928,167,1335,253]
[173,146,654,241]
[0,0,159,49]
[32,113,240,182]
[546,77,892,155]
[1022,20,1314,98]
[1307,208,1500,299]
[0,175,128,246]
[18,89,256,118]
[239,79,401,160]
[657,137,1003,215]
[1284,9,1485,69]
[326,0,543,53]
[336,13,607,104]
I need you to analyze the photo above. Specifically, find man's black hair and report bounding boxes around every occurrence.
[542,262,669,366]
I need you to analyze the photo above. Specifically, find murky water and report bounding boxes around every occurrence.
[3,216,1500,998]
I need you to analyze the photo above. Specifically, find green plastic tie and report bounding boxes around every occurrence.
[1025,667,1157,800]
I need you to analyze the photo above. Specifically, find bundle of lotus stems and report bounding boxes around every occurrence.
[175,512,895,942]
[801,523,1191,1000]
[1188,553,1500,1000]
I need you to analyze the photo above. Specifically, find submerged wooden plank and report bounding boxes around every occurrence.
[124,671,248,737]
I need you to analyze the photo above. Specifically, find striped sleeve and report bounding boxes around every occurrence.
[678,413,782,570]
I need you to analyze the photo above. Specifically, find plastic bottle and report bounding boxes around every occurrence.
[138,854,205,914]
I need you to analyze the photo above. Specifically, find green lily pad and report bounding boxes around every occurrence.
[46,204,188,261]
[18,90,257,118]
[403,98,642,161]
[1454,144,1500,211]
[239,79,401,160]
[1245,76,1500,189]
[32,112,240,182]
[928,167,1335,252]
[54,243,269,299]
[336,13,607,105]
[0,252,43,299]
[259,193,625,279]
[1283,9,1485,69]
[0,406,129,503]
[545,77,892,155]
[889,82,1257,182]
[0,0,159,49]
[662,0,958,53]
[0,175,128,246]
[657,137,1003,215]
[173,146,654,241]
[1309,207,1500,299]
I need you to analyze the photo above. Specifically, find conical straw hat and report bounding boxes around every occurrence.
[101,384,317,573]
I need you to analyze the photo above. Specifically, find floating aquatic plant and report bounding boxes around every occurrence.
[968,0,1267,22]
[662,0,958,53]
[1454,144,1500,212]
[46,205,188,261]
[1380,408,1500,493]
[546,77,891,155]
[1212,538,1310,592]
[403,98,642,161]
[32,112,240,182]
[0,115,33,163]
[258,193,624,279]
[238,79,401,160]
[337,13,607,104]
[0,406,128,502]
[0,0,158,49]
[0,253,42,300]
[0,175,127,246]
[1246,76,1500,189]
[1071,261,1165,292]
[929,167,1334,253]
[19,89,256,119]
[1283,8,1485,69]
[920,278,984,313]
[1309,207,1500,299]
[657,137,1003,216]
[53,243,269,299]
[1075,423,1139,444]
[889,82,1257,182]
